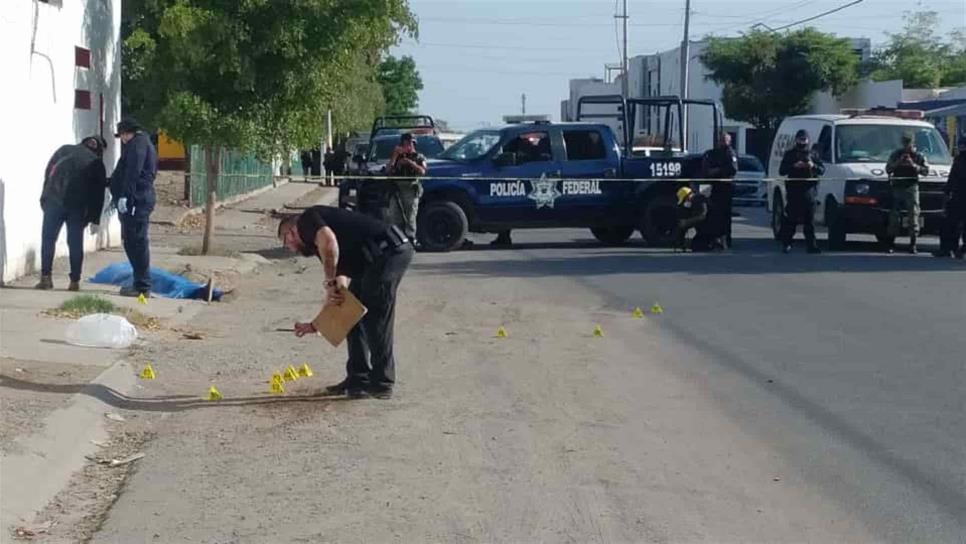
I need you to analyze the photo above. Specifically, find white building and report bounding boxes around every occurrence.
[0,0,122,284]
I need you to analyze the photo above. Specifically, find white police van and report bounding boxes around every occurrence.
[766,109,952,248]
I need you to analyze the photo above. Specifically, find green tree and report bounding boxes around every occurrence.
[122,0,415,253]
[701,28,859,131]
[869,11,966,88]
[377,55,423,114]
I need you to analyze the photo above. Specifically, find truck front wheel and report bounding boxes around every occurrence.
[590,226,634,246]
[641,196,679,247]
[417,201,469,252]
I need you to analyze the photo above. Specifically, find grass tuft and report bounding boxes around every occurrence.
[57,294,115,315]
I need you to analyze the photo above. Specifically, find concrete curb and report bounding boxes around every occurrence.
[0,359,137,534]
[151,177,292,226]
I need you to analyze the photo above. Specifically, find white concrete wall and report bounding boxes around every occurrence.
[565,78,623,136]
[811,79,904,113]
[0,0,122,284]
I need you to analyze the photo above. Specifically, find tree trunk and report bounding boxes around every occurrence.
[183,146,192,203]
[201,145,220,255]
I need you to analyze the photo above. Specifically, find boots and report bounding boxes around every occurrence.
[909,234,918,255]
[35,275,53,290]
[68,280,80,292]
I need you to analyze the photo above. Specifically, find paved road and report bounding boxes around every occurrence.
[63,205,966,543]
[418,209,966,542]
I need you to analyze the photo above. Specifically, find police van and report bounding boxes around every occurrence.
[767,109,953,248]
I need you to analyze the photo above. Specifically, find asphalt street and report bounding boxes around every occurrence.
[416,208,966,542]
[51,204,966,543]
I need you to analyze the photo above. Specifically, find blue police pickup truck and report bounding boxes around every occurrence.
[343,96,724,251]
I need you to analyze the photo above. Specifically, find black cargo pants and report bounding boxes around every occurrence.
[344,241,414,390]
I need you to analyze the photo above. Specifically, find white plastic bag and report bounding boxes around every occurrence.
[65,314,138,349]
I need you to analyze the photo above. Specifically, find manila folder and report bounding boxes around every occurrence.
[311,290,367,347]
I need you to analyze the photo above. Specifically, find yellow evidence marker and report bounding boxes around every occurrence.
[496,326,508,338]
[284,366,300,381]
[650,303,664,315]
[206,385,223,401]
[593,325,604,337]
[139,364,156,380]
[137,293,148,305]
[632,307,645,319]
[270,377,285,395]
[299,363,314,378]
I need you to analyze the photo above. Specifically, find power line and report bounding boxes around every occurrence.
[416,16,696,28]
[755,0,865,32]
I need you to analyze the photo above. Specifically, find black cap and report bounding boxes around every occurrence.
[399,132,414,144]
[795,129,809,140]
[82,135,107,151]
[115,118,143,137]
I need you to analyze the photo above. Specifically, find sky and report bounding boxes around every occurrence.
[391,0,966,132]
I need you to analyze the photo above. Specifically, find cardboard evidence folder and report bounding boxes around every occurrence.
[311,289,367,347]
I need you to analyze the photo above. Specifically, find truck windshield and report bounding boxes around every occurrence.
[439,130,501,161]
[835,124,951,165]
[370,136,444,161]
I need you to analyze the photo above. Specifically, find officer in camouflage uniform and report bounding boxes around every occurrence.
[885,134,929,254]
[386,133,426,243]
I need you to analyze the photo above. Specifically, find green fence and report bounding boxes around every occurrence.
[188,145,276,207]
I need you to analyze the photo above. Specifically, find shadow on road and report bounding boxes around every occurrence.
[0,373,349,412]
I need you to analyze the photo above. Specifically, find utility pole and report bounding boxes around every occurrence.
[680,0,692,149]
[522,93,527,115]
[618,0,629,100]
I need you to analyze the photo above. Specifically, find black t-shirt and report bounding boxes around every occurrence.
[296,205,388,277]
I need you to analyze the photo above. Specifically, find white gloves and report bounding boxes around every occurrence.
[116,197,128,214]
[89,223,99,235]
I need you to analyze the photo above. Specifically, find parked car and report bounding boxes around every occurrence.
[734,154,766,206]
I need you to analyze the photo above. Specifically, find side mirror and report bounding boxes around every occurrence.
[494,152,517,167]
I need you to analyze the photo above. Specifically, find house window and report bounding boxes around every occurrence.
[74,90,92,110]
[38,0,64,6]
[75,47,91,68]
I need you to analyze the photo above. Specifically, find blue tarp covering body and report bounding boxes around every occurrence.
[89,262,223,301]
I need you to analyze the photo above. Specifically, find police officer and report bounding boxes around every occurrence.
[278,205,413,399]
[701,132,738,248]
[674,186,716,252]
[778,129,824,254]
[934,138,966,259]
[885,134,929,254]
[386,133,427,242]
[111,118,158,297]
[36,135,108,291]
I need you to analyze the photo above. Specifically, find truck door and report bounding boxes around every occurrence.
[555,128,627,225]
[481,130,560,225]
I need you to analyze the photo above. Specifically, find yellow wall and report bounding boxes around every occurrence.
[157,130,186,160]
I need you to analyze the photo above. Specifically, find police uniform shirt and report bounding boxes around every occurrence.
[296,205,388,278]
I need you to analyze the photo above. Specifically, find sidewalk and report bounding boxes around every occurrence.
[0,182,336,536]
[150,178,333,227]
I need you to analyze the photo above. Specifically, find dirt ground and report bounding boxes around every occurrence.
[153,171,189,208]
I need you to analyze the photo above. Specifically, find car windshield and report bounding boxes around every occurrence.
[369,136,444,161]
[835,124,951,165]
[738,156,764,172]
[439,130,502,161]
